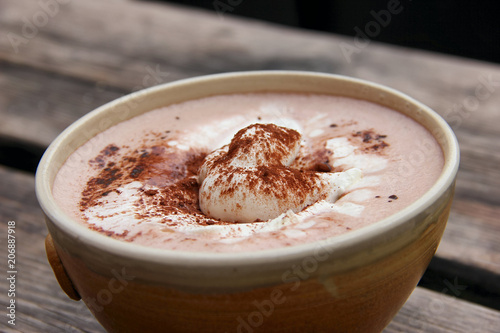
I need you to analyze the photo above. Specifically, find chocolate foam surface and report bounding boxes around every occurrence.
[52,93,444,252]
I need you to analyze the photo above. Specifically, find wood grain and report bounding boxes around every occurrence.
[386,288,500,333]
[1,0,499,275]
[0,166,104,333]
[0,61,125,147]
[0,167,498,332]
[0,0,499,331]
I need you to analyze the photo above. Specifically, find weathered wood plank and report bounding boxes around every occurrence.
[2,0,500,143]
[1,0,500,103]
[440,200,500,273]
[0,61,125,147]
[385,288,500,333]
[0,0,499,330]
[0,0,499,276]
[1,164,499,332]
[0,166,104,333]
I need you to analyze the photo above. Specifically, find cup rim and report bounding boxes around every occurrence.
[35,70,460,267]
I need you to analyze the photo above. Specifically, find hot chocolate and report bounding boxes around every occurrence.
[52,93,444,252]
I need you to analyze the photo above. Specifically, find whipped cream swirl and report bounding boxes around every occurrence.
[198,123,362,222]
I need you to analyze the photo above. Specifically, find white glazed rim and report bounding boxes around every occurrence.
[35,70,460,268]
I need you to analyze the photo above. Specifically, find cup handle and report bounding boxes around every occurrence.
[45,234,81,301]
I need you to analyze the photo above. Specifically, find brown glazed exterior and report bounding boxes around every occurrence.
[36,72,459,333]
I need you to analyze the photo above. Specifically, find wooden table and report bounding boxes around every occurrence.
[1,1,499,332]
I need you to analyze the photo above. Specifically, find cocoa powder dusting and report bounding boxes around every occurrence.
[222,123,300,166]
[294,146,342,173]
[353,130,390,152]
[79,137,214,228]
[89,144,120,168]
[80,123,391,234]
[203,124,322,214]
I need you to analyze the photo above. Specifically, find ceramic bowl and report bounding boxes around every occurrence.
[36,71,459,333]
